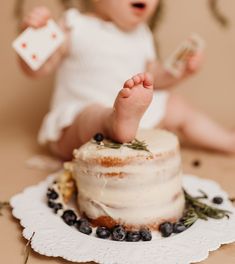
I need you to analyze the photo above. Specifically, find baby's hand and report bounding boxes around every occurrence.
[21,6,52,30]
[185,51,204,75]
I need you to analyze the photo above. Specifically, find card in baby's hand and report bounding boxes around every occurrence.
[12,19,65,71]
[164,33,205,78]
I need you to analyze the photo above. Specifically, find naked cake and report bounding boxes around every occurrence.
[72,129,185,230]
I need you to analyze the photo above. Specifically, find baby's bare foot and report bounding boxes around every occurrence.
[107,73,154,143]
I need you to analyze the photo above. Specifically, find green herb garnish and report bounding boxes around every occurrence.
[125,139,151,153]
[181,207,199,227]
[100,138,151,153]
[194,189,208,200]
[181,190,231,228]
[103,141,122,149]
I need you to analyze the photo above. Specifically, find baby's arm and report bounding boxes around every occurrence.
[19,6,70,78]
[147,52,204,90]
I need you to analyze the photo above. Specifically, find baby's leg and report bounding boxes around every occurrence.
[50,73,153,160]
[161,94,235,154]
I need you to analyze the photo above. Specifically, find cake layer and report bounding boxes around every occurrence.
[76,152,180,176]
[88,192,184,230]
[75,167,182,207]
[73,130,179,166]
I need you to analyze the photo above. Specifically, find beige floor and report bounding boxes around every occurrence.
[0,126,235,264]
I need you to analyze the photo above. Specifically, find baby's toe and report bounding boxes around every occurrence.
[124,79,135,88]
[143,73,153,89]
[119,88,131,98]
[137,73,145,82]
[132,74,141,85]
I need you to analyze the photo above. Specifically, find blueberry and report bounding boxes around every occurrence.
[53,203,63,214]
[140,228,152,241]
[212,196,223,204]
[47,188,59,200]
[96,226,111,239]
[159,222,173,237]
[76,217,89,227]
[78,222,92,235]
[62,210,77,226]
[125,231,141,242]
[112,225,126,241]
[75,218,90,230]
[47,200,55,209]
[93,133,104,143]
[173,222,187,234]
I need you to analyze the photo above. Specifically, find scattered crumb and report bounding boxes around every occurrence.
[192,159,201,168]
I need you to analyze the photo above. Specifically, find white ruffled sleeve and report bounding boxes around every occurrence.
[64,8,80,29]
[38,101,86,145]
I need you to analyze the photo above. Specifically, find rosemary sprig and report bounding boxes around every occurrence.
[181,207,199,227]
[101,138,151,153]
[182,190,231,228]
[103,141,122,149]
[0,201,10,216]
[125,139,151,153]
[24,232,35,264]
[194,189,208,200]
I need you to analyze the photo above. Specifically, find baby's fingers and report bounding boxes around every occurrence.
[187,52,204,73]
[33,6,51,22]
[21,6,51,30]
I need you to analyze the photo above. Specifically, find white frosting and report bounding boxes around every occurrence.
[73,129,184,227]
[73,129,179,161]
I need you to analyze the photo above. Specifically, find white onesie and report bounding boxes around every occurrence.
[38,8,169,144]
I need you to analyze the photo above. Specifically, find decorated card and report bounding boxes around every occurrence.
[164,33,205,78]
[12,19,65,71]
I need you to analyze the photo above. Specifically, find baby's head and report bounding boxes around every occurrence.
[14,0,229,32]
[90,0,160,31]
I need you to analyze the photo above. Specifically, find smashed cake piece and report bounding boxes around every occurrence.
[56,163,77,203]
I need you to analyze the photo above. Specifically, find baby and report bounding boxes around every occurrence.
[19,0,235,160]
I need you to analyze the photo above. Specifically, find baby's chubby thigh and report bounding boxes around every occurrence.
[47,101,111,160]
[159,93,194,131]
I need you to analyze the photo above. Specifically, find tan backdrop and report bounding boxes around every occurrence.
[0,0,234,138]
[0,1,235,264]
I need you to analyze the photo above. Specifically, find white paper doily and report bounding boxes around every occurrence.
[10,173,235,264]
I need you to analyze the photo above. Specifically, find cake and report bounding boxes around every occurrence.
[72,129,185,230]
